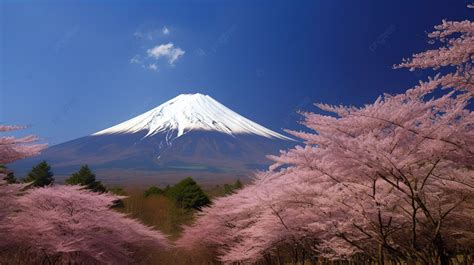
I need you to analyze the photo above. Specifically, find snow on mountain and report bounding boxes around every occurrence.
[11,93,295,184]
[93,93,292,141]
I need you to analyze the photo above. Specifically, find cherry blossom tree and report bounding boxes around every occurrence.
[0,125,46,165]
[1,184,170,264]
[1,125,44,254]
[0,125,170,264]
[177,183,265,261]
[395,14,473,94]
[178,169,344,263]
[178,7,474,264]
[0,180,26,247]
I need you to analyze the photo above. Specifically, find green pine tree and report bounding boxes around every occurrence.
[224,179,243,195]
[3,172,17,184]
[109,186,127,196]
[234,179,243,189]
[24,161,54,187]
[66,165,106,193]
[144,186,164,197]
[0,165,17,184]
[166,177,210,210]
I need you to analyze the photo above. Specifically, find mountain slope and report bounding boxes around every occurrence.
[12,94,294,185]
[93,93,291,140]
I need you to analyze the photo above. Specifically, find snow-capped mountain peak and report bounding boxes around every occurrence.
[93,93,292,140]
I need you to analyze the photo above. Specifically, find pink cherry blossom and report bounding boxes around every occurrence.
[1,183,170,264]
[178,8,474,264]
[0,125,46,164]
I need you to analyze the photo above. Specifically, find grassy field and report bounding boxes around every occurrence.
[116,183,232,239]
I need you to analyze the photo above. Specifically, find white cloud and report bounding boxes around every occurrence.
[134,29,159,40]
[147,43,185,65]
[162,26,170,35]
[134,25,170,40]
[148,63,158,71]
[133,31,144,39]
[130,55,142,64]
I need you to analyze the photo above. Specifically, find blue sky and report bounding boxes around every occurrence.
[0,0,471,144]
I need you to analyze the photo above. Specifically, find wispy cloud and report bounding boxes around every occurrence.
[162,26,170,35]
[134,25,171,40]
[130,55,142,64]
[148,63,158,71]
[146,43,185,65]
[134,29,158,40]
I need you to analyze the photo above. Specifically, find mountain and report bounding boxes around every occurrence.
[12,94,295,186]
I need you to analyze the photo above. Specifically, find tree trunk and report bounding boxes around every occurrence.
[301,249,306,265]
[264,253,272,265]
[276,248,282,265]
[377,244,385,265]
[434,234,449,265]
[292,248,297,265]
